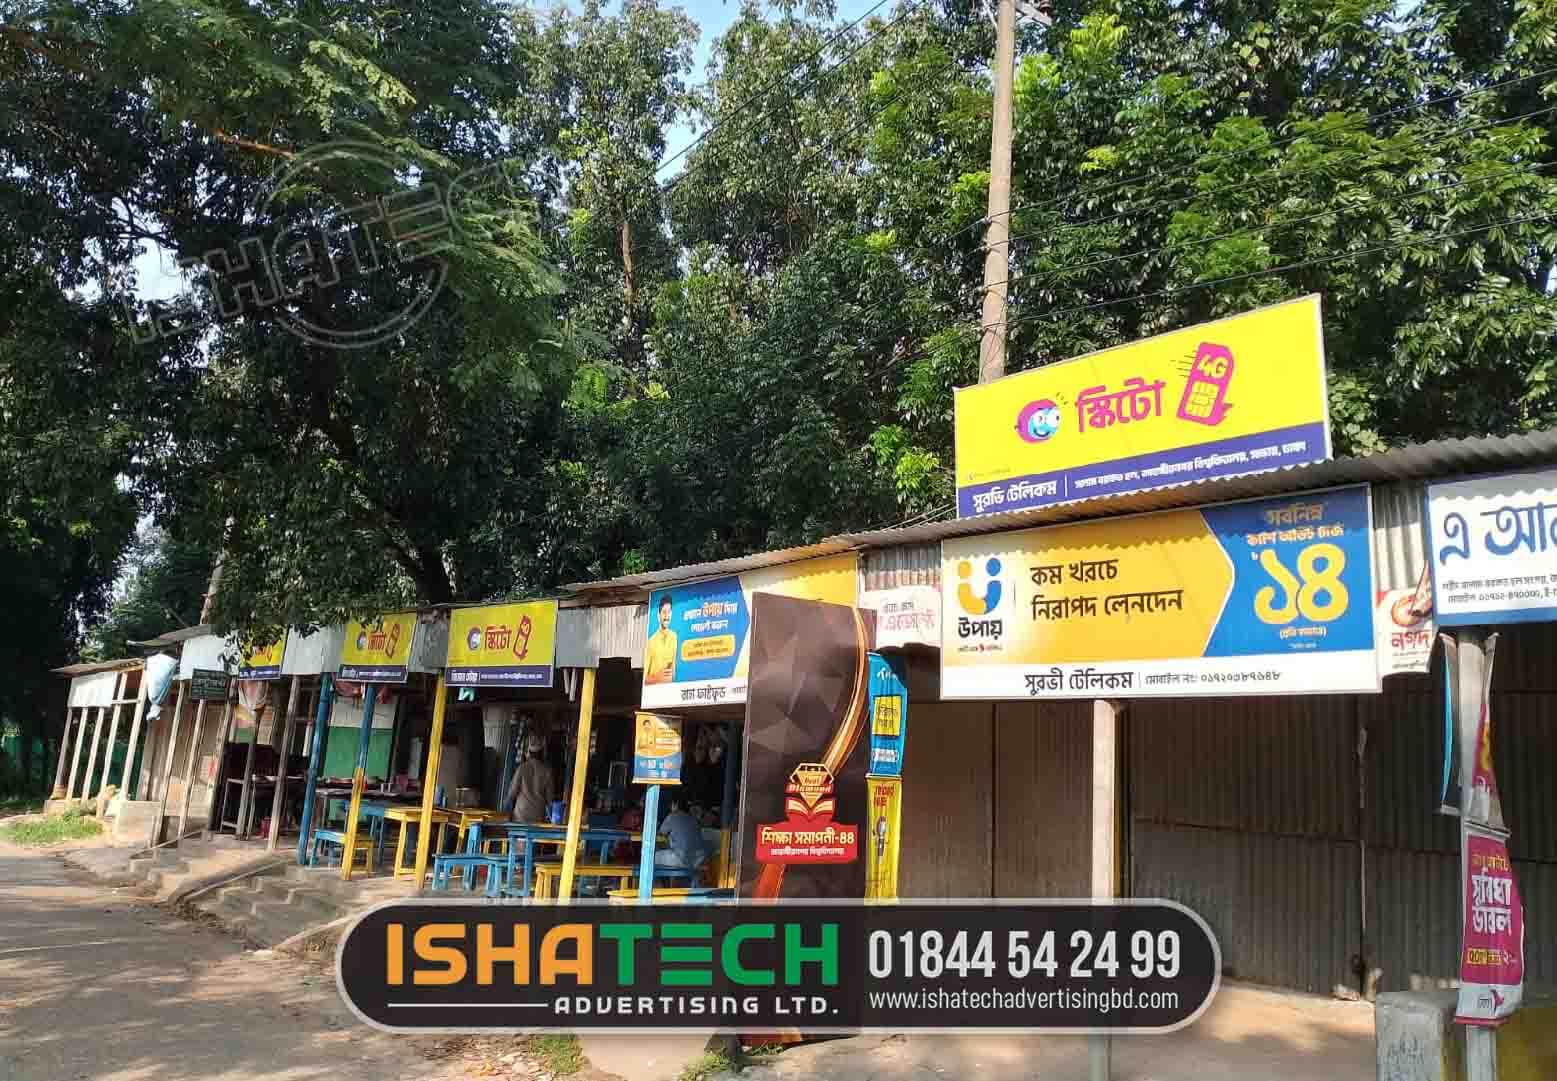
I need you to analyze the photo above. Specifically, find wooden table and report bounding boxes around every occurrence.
[468,821,653,898]
[383,806,458,879]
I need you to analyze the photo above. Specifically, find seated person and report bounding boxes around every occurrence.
[654,795,710,876]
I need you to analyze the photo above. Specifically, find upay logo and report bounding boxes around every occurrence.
[956,558,1005,616]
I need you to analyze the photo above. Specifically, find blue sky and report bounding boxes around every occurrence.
[133,0,885,299]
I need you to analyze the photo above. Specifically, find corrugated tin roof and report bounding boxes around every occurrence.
[127,624,213,649]
[51,657,144,677]
[564,428,1557,596]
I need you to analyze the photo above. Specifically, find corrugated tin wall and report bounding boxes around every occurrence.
[860,543,940,590]
[1128,694,1362,994]
[899,702,993,899]
[557,604,648,668]
[1371,480,1429,593]
[994,700,1092,897]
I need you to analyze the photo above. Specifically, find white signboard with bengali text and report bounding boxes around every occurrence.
[859,586,940,650]
[1427,469,1557,626]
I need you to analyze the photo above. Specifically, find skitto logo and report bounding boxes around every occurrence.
[956,558,1004,616]
[1016,399,1062,443]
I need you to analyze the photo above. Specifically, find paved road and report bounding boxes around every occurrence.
[0,841,467,1081]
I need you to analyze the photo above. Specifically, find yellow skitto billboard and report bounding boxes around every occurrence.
[954,295,1330,517]
[339,612,416,683]
[446,600,557,689]
[238,633,287,680]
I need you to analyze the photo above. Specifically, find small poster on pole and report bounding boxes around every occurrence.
[1455,822,1525,1026]
[633,712,683,785]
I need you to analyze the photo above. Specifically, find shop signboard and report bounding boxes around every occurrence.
[1455,823,1526,1025]
[445,600,557,688]
[339,612,416,683]
[189,667,230,701]
[953,295,1331,518]
[237,632,287,681]
[632,712,683,785]
[1426,467,1557,626]
[858,585,939,650]
[641,553,858,709]
[940,485,1378,698]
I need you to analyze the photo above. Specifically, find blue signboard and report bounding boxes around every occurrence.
[867,653,908,777]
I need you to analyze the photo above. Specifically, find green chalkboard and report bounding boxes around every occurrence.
[189,668,230,701]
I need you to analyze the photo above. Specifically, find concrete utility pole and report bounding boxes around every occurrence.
[977,0,1018,384]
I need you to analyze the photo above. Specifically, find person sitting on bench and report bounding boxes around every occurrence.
[654,795,709,877]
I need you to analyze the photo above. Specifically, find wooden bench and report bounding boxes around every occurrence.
[309,828,375,872]
[431,853,509,896]
[532,862,636,899]
[607,886,735,904]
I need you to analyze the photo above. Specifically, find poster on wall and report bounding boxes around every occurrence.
[953,295,1331,518]
[866,653,908,777]
[339,613,416,683]
[1426,468,1557,626]
[1455,823,1526,1026]
[445,600,557,688]
[940,485,1379,698]
[641,553,859,709]
[738,593,875,900]
[632,712,683,784]
[858,585,940,649]
[237,633,287,681]
[865,776,903,901]
[1375,566,1436,676]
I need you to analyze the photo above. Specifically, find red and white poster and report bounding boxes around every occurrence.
[1454,824,1525,1026]
[755,762,859,865]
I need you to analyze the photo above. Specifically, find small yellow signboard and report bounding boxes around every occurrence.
[633,712,683,785]
[339,612,416,683]
[238,633,287,681]
[865,776,903,901]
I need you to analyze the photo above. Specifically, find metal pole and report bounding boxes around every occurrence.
[297,675,335,864]
[1452,630,1498,1081]
[556,668,597,903]
[1090,699,1122,1081]
[121,673,150,799]
[267,675,302,851]
[977,0,1018,384]
[637,782,662,902]
[339,685,378,880]
[412,675,450,889]
[150,679,189,847]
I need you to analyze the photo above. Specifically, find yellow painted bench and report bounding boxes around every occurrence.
[532,862,636,899]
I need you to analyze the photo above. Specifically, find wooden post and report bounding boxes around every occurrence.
[100,674,130,805]
[150,679,189,847]
[412,675,450,889]
[82,677,119,802]
[339,685,378,881]
[65,705,91,800]
[51,706,76,794]
[1090,699,1123,1081]
[121,674,151,799]
[176,697,210,841]
[556,667,597,903]
[267,675,302,851]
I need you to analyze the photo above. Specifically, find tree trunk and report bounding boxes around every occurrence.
[619,211,640,366]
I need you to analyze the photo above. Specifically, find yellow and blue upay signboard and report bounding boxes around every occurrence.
[633,711,683,784]
[445,600,557,688]
[238,633,287,680]
[641,553,858,709]
[954,295,1331,517]
[941,485,1378,698]
[339,612,416,683]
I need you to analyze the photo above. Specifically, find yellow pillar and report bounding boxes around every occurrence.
[411,674,449,890]
[555,667,596,903]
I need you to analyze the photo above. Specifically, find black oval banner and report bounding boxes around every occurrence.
[336,899,1219,1034]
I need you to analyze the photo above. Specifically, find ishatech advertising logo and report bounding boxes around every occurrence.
[335,900,1221,1035]
[954,557,1007,650]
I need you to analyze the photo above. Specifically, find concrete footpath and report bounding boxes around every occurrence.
[0,838,1375,1081]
